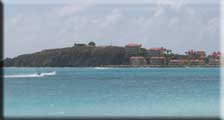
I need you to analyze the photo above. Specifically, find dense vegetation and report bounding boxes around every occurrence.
[4,46,129,67]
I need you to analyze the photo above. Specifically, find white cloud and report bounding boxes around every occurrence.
[199,17,219,40]
[58,1,94,16]
[208,17,219,26]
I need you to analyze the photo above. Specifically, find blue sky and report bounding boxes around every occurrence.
[4,0,220,58]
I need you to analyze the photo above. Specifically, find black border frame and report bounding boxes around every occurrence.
[0,1,221,120]
[1,0,3,120]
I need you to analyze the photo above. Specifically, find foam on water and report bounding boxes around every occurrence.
[94,67,110,70]
[4,71,56,78]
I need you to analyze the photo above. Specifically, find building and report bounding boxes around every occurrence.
[208,58,220,65]
[149,57,165,65]
[185,50,206,59]
[168,60,188,66]
[147,47,165,57]
[74,43,87,47]
[130,56,147,65]
[125,44,142,56]
[172,54,188,60]
[195,51,206,59]
[208,52,221,65]
[189,59,205,65]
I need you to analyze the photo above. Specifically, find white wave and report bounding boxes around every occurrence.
[94,67,110,70]
[4,71,56,78]
[40,71,56,76]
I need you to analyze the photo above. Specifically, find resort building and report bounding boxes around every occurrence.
[196,51,206,59]
[189,59,205,65]
[130,56,147,65]
[171,54,188,60]
[125,44,142,56]
[185,50,206,59]
[168,60,188,66]
[149,57,165,65]
[208,52,221,65]
[147,47,165,57]
[208,58,220,65]
[74,43,87,47]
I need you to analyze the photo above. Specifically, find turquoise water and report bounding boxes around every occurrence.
[4,67,220,117]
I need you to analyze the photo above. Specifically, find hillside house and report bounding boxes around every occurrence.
[185,50,206,59]
[168,60,188,66]
[189,59,205,65]
[208,52,221,65]
[130,56,147,65]
[125,44,142,56]
[147,48,165,57]
[149,57,165,65]
[74,43,87,47]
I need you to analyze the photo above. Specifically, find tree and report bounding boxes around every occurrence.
[88,41,96,47]
[139,48,147,56]
[164,49,173,65]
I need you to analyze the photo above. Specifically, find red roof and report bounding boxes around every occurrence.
[126,44,141,47]
[148,48,162,51]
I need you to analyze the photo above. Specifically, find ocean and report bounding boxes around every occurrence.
[3,67,220,117]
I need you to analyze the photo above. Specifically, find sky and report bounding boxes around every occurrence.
[4,0,220,58]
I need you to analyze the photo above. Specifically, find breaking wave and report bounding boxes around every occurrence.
[4,71,56,78]
[93,67,110,70]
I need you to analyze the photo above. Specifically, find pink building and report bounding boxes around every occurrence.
[147,47,165,57]
[150,57,165,65]
[168,60,188,66]
[125,44,142,56]
[189,59,205,65]
[129,56,147,65]
[185,50,206,59]
[208,52,221,65]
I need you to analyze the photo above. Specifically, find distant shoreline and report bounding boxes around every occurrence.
[3,45,222,68]
[104,65,222,68]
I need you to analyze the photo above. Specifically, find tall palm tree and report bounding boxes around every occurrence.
[164,49,173,65]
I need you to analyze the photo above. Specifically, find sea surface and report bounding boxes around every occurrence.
[4,67,220,117]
